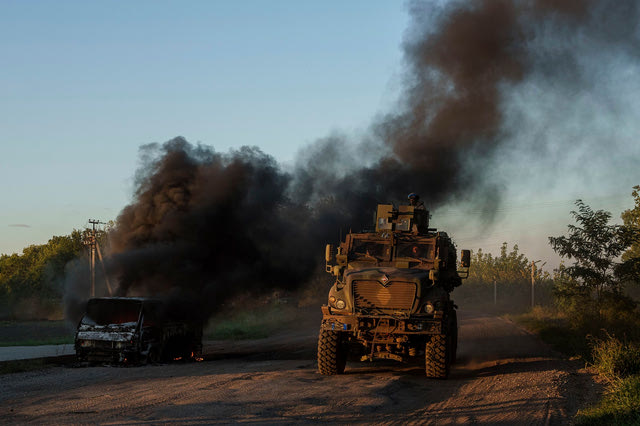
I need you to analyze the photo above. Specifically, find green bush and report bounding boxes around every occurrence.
[513,307,592,359]
[553,281,640,343]
[578,375,640,425]
[591,335,640,381]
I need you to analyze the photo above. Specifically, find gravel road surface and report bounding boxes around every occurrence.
[0,311,601,425]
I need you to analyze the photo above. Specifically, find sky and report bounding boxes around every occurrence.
[1,0,639,270]
[0,1,407,254]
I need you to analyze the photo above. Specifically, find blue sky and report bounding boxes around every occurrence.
[0,1,408,255]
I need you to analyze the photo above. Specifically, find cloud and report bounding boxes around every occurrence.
[8,224,31,228]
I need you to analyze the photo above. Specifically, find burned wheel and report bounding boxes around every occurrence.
[317,328,347,375]
[425,334,450,379]
[146,345,162,364]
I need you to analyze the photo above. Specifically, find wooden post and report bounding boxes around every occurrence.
[531,261,535,309]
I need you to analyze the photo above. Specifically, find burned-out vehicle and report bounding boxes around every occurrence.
[318,204,470,378]
[75,297,203,364]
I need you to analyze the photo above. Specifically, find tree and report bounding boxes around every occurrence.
[457,243,553,311]
[468,243,540,286]
[621,186,640,281]
[549,200,639,302]
[0,230,85,319]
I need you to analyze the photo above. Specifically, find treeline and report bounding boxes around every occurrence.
[453,243,555,312]
[0,228,110,320]
[550,195,640,338]
[456,187,640,316]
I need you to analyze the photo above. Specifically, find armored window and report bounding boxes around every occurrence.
[349,240,391,260]
[396,243,435,260]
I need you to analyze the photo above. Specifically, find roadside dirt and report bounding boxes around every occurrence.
[0,310,601,425]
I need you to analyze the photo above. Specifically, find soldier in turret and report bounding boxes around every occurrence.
[407,193,426,210]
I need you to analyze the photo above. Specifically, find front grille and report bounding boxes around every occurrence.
[353,280,417,312]
[91,340,118,349]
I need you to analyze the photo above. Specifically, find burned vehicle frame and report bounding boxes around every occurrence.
[75,297,203,365]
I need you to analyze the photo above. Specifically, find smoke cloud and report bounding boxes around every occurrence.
[65,0,640,321]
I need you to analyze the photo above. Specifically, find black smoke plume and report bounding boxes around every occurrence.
[65,0,640,321]
[105,141,316,320]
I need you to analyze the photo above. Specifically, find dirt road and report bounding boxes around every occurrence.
[0,311,600,425]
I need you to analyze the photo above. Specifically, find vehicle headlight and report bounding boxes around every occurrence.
[335,299,346,310]
[424,303,435,314]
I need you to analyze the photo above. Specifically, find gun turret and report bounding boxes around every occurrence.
[375,204,431,233]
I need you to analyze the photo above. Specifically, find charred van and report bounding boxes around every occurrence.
[318,204,470,378]
[75,297,203,364]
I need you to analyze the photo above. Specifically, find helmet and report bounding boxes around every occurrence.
[407,193,419,200]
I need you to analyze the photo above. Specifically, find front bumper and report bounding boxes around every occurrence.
[75,339,139,363]
[320,306,442,335]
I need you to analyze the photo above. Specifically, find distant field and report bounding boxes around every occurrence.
[205,302,302,340]
[0,320,75,346]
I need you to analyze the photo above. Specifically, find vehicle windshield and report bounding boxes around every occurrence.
[350,240,389,260]
[81,299,142,326]
[396,242,435,260]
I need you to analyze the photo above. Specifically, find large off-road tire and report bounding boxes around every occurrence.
[317,328,347,375]
[425,334,450,379]
[449,311,458,365]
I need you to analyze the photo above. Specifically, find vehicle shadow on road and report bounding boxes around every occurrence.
[453,357,565,379]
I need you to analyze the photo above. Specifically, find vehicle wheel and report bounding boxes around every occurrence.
[147,346,162,364]
[449,311,458,365]
[317,328,347,375]
[425,334,450,379]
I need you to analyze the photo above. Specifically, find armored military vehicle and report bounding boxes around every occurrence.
[318,204,470,378]
[75,297,203,364]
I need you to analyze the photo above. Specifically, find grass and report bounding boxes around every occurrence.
[591,336,640,381]
[0,320,74,347]
[205,302,299,340]
[577,376,640,425]
[577,336,640,425]
[513,306,640,424]
[510,306,591,359]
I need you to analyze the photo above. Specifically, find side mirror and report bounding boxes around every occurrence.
[325,244,336,264]
[460,250,471,268]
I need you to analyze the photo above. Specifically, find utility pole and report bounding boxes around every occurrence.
[84,219,106,298]
[494,279,497,307]
[531,260,546,308]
